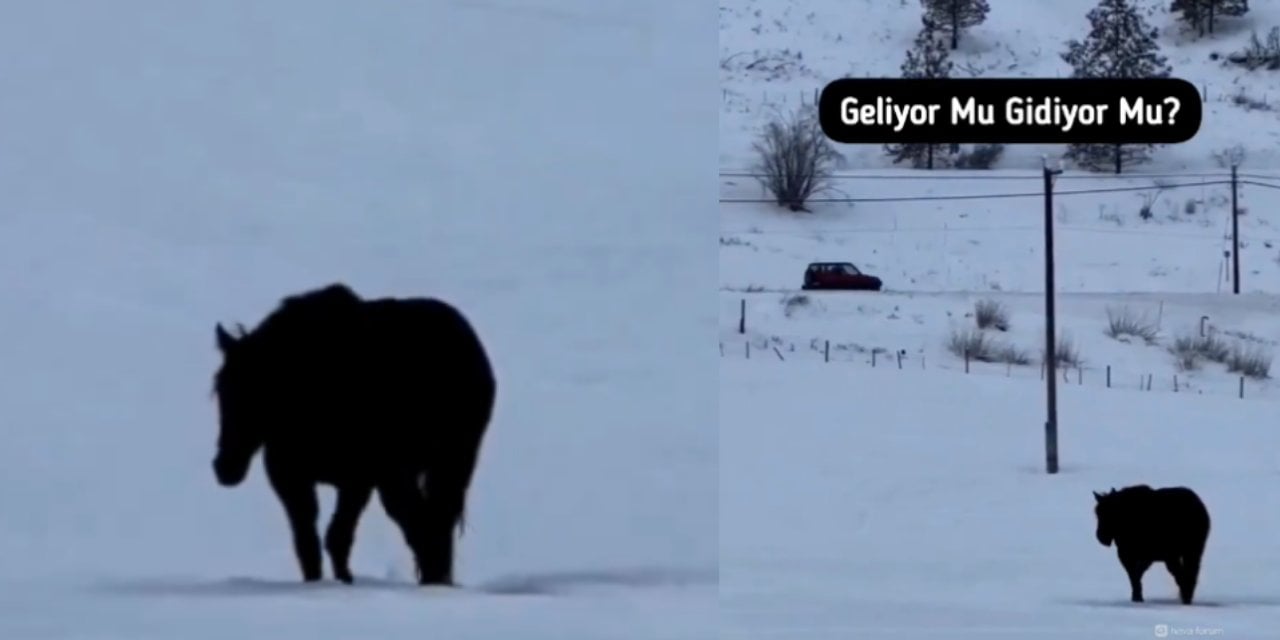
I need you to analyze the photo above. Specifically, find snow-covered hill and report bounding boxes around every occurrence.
[720,0,1280,170]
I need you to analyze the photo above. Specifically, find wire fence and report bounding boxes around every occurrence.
[719,334,1278,402]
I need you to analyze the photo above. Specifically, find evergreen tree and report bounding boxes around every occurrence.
[1171,0,1248,38]
[921,0,990,50]
[884,18,956,170]
[1061,0,1172,173]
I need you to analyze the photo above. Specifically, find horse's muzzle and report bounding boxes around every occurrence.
[212,456,249,487]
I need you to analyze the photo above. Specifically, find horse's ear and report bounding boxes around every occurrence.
[1093,491,1103,502]
[216,323,238,352]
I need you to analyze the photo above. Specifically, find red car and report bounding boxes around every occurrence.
[801,262,883,291]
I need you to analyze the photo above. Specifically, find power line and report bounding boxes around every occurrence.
[719,180,1231,204]
[720,171,1280,182]
[722,224,1263,241]
[1240,179,1280,190]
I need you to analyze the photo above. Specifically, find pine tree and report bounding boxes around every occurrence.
[884,18,956,170]
[1171,0,1248,38]
[1061,0,1172,173]
[920,0,990,50]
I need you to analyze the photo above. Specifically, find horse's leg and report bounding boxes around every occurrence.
[265,459,323,582]
[1180,546,1204,605]
[376,476,434,584]
[417,432,484,586]
[325,484,374,584]
[1165,557,1185,597]
[1118,551,1152,603]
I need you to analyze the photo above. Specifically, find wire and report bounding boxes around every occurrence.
[722,224,1252,241]
[721,171,1280,181]
[720,181,1232,204]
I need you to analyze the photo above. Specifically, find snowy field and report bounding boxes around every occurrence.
[0,2,716,638]
[722,361,1280,639]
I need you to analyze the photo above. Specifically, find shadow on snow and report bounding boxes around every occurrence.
[87,565,717,598]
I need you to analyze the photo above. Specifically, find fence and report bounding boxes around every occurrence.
[719,333,1274,401]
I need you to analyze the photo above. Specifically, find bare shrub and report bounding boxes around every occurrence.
[1168,334,1200,362]
[1230,86,1272,111]
[782,293,810,317]
[993,343,1032,366]
[1171,345,1201,371]
[1227,344,1272,379]
[973,298,1009,331]
[1042,334,1083,368]
[948,328,994,361]
[751,105,840,212]
[947,328,1030,366]
[1104,305,1159,344]
[1228,26,1280,70]
[1196,333,1232,363]
[1169,331,1232,372]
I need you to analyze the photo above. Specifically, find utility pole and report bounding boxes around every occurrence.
[1043,160,1063,475]
[1231,163,1240,294]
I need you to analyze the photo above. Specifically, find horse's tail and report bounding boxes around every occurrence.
[418,470,467,538]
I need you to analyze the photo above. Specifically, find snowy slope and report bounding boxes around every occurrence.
[720,0,1280,170]
[0,2,716,638]
[722,169,1280,295]
[722,360,1280,639]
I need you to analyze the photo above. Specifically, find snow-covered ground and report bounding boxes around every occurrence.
[722,361,1280,639]
[0,2,716,638]
[721,1,1280,637]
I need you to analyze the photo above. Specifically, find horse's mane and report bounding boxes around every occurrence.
[1113,485,1154,498]
[213,283,364,395]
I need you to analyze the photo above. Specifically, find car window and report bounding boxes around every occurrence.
[842,264,860,275]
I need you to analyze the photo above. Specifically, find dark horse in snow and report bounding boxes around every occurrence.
[210,283,496,586]
[1093,485,1210,605]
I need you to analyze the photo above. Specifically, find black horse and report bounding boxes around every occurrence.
[1093,485,1210,604]
[210,283,496,586]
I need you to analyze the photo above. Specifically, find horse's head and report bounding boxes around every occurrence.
[1093,488,1121,546]
[211,322,268,487]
